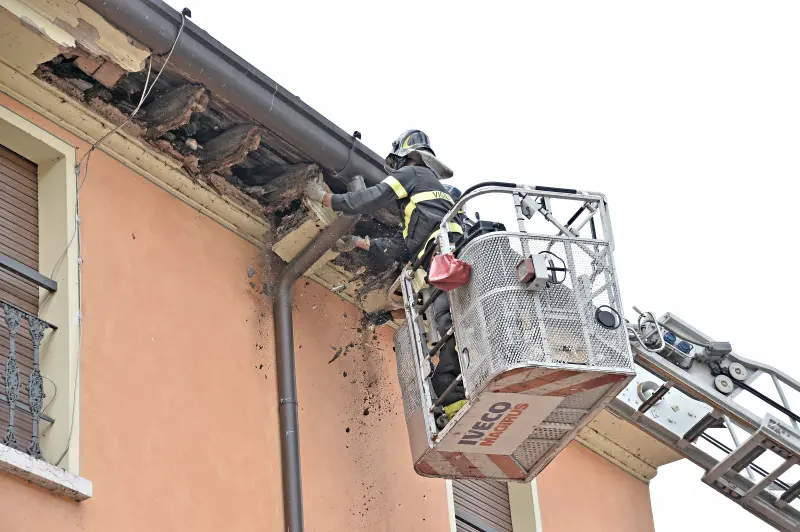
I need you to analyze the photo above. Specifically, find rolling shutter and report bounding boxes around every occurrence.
[0,144,39,452]
[454,480,513,532]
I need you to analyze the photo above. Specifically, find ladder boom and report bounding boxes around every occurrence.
[612,311,800,531]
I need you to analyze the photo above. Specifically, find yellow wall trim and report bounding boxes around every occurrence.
[577,427,656,483]
[577,410,682,483]
[509,480,543,531]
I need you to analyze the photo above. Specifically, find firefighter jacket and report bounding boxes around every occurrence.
[330,165,462,257]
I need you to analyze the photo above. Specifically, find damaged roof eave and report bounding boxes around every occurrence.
[2,0,404,314]
[75,0,405,313]
[80,0,392,191]
[1,0,150,74]
[0,56,271,244]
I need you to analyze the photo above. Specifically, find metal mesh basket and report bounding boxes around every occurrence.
[394,324,421,422]
[514,439,554,470]
[511,381,619,470]
[450,233,633,396]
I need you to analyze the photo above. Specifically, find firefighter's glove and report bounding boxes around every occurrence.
[335,236,370,252]
[334,236,360,253]
[304,179,326,203]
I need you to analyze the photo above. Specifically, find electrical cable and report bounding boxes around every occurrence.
[331,131,361,178]
[627,325,663,354]
[539,250,567,284]
[627,309,666,354]
[47,7,187,280]
[76,57,152,175]
[48,165,81,280]
[42,375,57,414]
[72,6,187,173]
[50,10,189,468]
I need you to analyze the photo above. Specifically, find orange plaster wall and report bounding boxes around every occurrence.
[537,442,656,532]
[0,92,450,531]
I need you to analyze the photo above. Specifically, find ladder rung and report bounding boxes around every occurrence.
[424,329,455,362]
[703,433,766,485]
[683,413,725,443]
[429,374,463,412]
[742,456,799,505]
[778,479,800,508]
[732,446,766,474]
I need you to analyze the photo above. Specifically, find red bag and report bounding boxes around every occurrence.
[428,253,471,291]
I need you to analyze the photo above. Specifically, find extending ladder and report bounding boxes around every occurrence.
[612,310,800,531]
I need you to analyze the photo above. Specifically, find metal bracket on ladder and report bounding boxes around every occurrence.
[631,380,674,421]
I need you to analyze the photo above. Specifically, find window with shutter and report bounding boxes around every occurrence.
[0,107,86,497]
[0,143,40,452]
[453,479,513,532]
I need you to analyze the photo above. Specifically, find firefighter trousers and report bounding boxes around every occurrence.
[429,288,466,405]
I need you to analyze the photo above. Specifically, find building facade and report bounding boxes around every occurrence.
[0,1,678,530]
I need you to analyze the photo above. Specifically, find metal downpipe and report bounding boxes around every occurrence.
[273,178,364,531]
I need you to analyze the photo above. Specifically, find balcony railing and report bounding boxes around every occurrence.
[0,253,57,460]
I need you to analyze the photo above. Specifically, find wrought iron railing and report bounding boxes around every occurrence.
[0,302,56,459]
[0,253,58,460]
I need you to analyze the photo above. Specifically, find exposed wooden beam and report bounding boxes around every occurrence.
[199,123,261,174]
[200,174,267,219]
[234,164,293,186]
[243,162,401,228]
[244,163,320,213]
[141,84,210,138]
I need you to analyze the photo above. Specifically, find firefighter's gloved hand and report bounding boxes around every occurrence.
[304,179,326,203]
[334,236,370,252]
[355,236,370,250]
[334,236,361,252]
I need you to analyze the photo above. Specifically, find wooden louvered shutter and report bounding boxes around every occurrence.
[454,480,513,532]
[0,144,39,451]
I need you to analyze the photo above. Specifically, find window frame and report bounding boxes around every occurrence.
[0,103,89,500]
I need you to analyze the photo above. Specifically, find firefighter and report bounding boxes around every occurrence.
[304,130,467,418]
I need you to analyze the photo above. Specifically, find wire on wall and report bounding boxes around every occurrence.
[49,9,191,468]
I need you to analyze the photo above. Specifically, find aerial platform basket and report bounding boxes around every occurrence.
[392,183,635,482]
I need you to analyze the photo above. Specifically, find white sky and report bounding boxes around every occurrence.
[165,1,800,529]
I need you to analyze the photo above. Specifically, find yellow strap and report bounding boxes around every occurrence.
[417,222,463,258]
[444,399,468,420]
[382,175,408,199]
[402,190,454,238]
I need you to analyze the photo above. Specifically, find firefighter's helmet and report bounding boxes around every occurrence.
[385,130,453,179]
